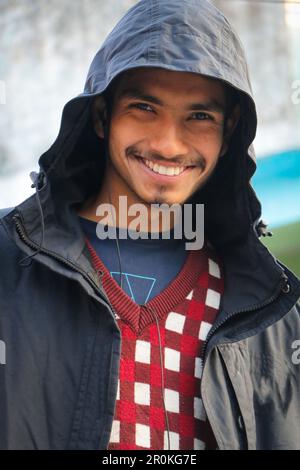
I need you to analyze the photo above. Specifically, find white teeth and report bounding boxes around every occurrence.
[143,158,185,176]
[165,167,174,176]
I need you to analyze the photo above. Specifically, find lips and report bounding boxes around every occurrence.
[134,155,194,177]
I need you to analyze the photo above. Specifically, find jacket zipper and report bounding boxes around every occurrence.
[201,273,290,450]
[13,214,110,307]
[14,214,124,450]
[201,273,290,361]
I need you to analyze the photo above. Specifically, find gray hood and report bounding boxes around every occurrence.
[12,0,300,315]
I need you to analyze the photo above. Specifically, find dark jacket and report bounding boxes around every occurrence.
[1,0,300,450]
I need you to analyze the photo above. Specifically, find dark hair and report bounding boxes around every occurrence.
[101,73,124,123]
[224,83,240,118]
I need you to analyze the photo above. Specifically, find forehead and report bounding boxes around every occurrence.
[115,67,226,101]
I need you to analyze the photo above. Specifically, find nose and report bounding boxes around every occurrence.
[149,119,189,160]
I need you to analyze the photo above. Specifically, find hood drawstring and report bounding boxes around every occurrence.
[18,171,46,268]
[101,116,171,446]
[142,303,171,451]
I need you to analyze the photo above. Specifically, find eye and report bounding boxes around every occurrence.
[190,112,212,121]
[130,102,154,113]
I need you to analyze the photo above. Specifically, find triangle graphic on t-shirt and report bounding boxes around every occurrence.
[111,272,156,303]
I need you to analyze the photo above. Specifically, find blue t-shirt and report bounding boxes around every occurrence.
[79,217,187,305]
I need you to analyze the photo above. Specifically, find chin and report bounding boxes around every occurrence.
[150,196,185,206]
[135,187,188,206]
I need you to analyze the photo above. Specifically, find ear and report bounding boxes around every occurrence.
[92,95,107,139]
[220,103,241,157]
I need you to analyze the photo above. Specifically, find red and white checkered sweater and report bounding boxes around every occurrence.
[86,239,224,450]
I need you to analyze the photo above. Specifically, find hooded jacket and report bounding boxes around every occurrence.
[1,0,300,450]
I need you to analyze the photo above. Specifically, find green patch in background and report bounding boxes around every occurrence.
[262,220,300,278]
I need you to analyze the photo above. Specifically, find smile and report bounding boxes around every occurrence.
[135,156,194,177]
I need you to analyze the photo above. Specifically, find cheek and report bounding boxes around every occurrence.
[108,128,129,164]
[196,125,224,144]
[192,129,224,159]
[109,118,141,159]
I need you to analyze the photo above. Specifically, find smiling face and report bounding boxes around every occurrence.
[94,67,240,206]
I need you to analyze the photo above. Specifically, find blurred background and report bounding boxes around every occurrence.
[0,0,299,275]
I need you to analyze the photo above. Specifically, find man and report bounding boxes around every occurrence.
[0,0,300,450]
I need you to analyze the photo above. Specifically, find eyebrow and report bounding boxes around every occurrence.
[118,87,225,113]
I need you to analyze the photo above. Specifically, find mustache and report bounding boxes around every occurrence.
[126,146,206,170]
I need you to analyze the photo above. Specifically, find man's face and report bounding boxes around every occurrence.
[96,67,239,206]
